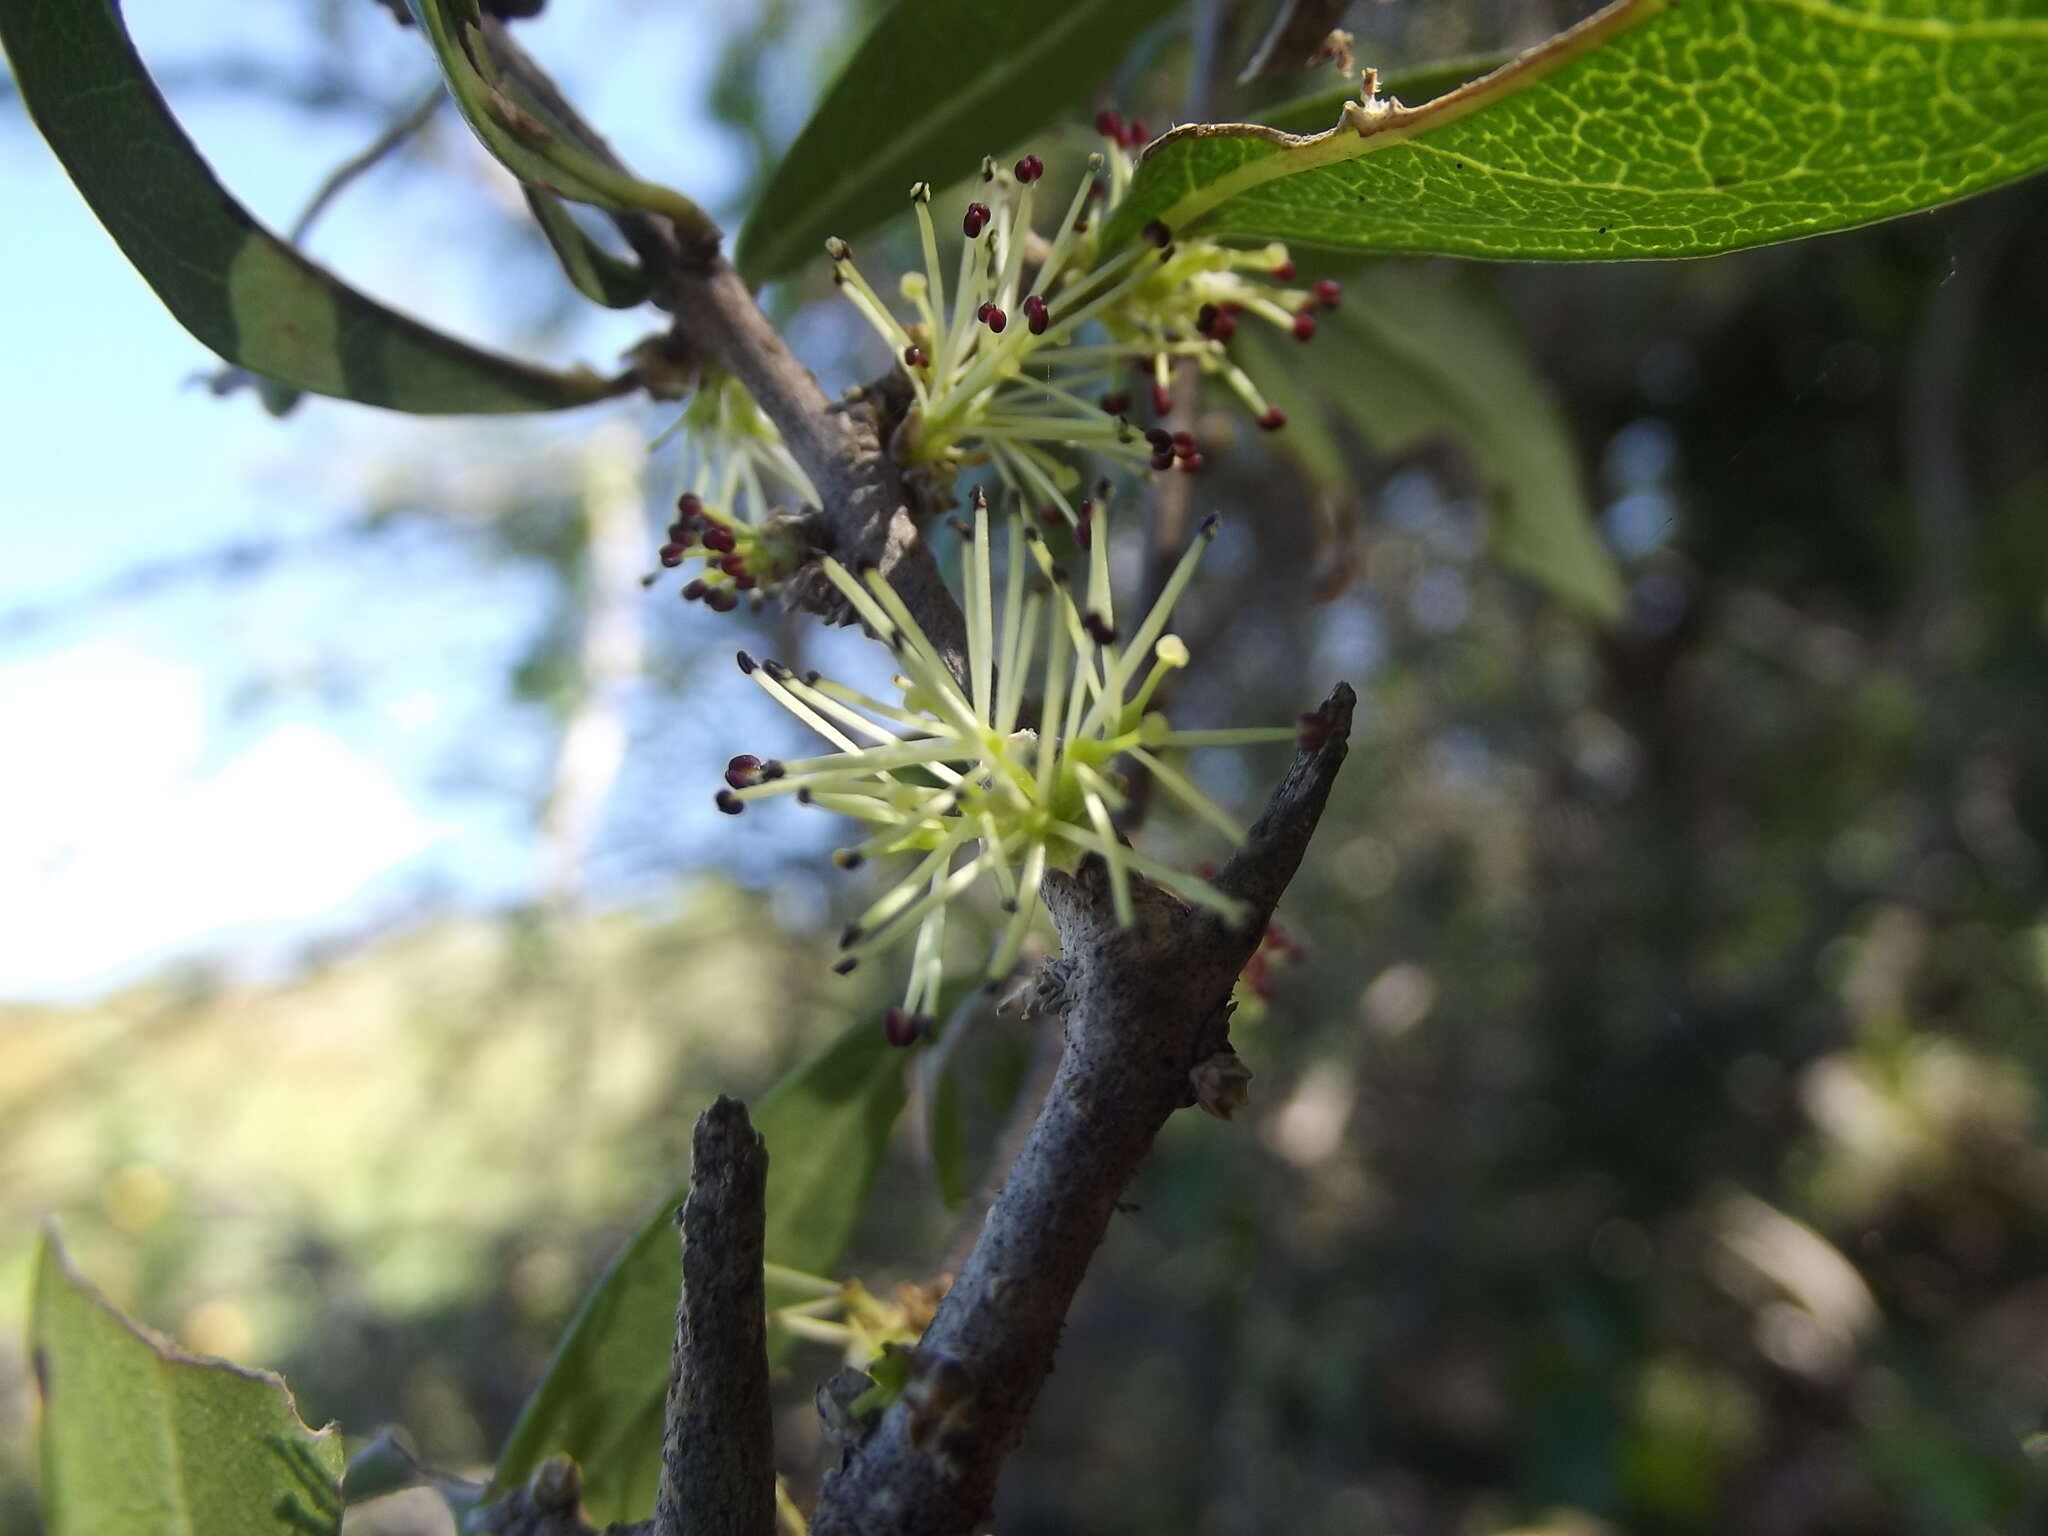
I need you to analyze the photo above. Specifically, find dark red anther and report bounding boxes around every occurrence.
[1150,449,1175,472]
[903,344,927,369]
[701,524,737,554]
[719,553,748,577]
[1095,108,1124,141]
[1151,381,1173,417]
[1076,496,1094,521]
[1014,153,1044,183]
[1195,303,1219,336]
[725,754,762,789]
[733,573,757,591]
[1099,391,1130,416]
[1171,430,1197,459]
[1258,405,1287,431]
[1141,219,1171,248]
[1178,452,1206,474]
[882,1007,925,1047]
[1313,278,1343,309]
[715,789,744,815]
[1082,612,1116,645]
[984,305,1007,333]
[1145,427,1173,449]
[1270,258,1295,281]
[1295,711,1331,750]
[677,492,703,519]
[1292,308,1318,342]
[975,301,993,323]
[665,522,695,546]
[963,202,992,238]
[1038,505,1063,526]
[681,579,708,602]
[1023,294,1049,334]
[1075,520,1092,550]
[1129,118,1150,145]
[1210,308,1237,341]
[706,589,739,613]
[659,543,686,567]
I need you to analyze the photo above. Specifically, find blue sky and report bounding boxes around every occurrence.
[0,0,840,998]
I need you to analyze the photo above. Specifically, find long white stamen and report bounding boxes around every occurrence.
[1128,746,1246,842]
[988,839,1048,978]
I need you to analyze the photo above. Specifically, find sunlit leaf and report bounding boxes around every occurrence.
[32,1227,345,1536]
[1241,267,1624,619]
[488,1013,908,1524]
[1105,0,2048,260]
[0,0,620,414]
[735,0,1185,284]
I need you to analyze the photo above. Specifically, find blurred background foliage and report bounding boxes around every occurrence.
[7,1,2048,1533]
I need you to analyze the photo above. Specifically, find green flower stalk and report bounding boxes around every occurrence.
[650,370,820,610]
[824,134,1335,524]
[714,490,1298,1033]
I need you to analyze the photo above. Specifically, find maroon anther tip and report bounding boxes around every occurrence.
[1129,118,1151,144]
[1171,430,1197,458]
[1179,452,1206,474]
[706,589,739,613]
[1292,309,1318,342]
[702,525,737,554]
[1151,382,1173,417]
[659,543,685,567]
[734,574,757,591]
[984,305,1007,333]
[715,789,744,815]
[903,344,927,369]
[1258,406,1287,431]
[1150,449,1176,472]
[963,202,992,237]
[677,492,703,517]
[1077,497,1094,521]
[1270,259,1295,281]
[665,522,694,546]
[681,579,708,601]
[1211,309,1238,340]
[735,650,756,674]
[1094,108,1123,140]
[1145,427,1173,449]
[1313,279,1343,309]
[1023,295,1049,334]
[1099,391,1130,416]
[1038,506,1062,526]
[1141,219,1171,248]
[1083,612,1116,645]
[1295,711,1332,750]
[1075,521,1092,549]
[1014,153,1044,183]
[882,1007,925,1048]
[1195,303,1219,336]
[719,554,748,576]
[725,754,762,789]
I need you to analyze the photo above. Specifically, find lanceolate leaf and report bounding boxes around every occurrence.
[405,0,707,227]
[1242,268,1624,619]
[0,0,620,413]
[735,0,1184,284]
[489,1014,910,1525]
[1106,0,2048,261]
[32,1228,345,1536]
[524,188,656,308]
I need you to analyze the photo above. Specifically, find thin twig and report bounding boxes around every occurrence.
[289,83,444,244]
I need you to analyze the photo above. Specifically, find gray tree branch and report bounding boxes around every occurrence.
[810,683,1356,1536]
[657,1097,775,1536]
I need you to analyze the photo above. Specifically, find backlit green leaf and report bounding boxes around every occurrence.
[32,1228,345,1536]
[735,0,1185,284]
[1242,267,1624,619]
[0,0,620,414]
[488,1013,908,1524]
[523,188,655,308]
[1106,0,2048,261]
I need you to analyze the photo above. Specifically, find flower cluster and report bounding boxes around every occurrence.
[649,370,819,609]
[821,120,1337,525]
[715,491,1297,1030]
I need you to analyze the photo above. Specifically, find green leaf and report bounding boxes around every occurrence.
[1105,0,2048,261]
[523,188,655,308]
[1241,267,1624,619]
[32,1227,345,1536]
[488,1013,909,1525]
[734,0,1185,284]
[405,0,708,228]
[0,0,619,414]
